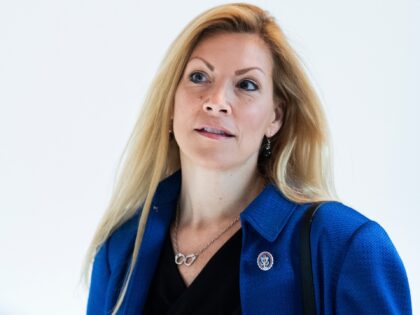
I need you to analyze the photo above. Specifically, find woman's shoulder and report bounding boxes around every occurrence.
[308,201,406,275]
[310,200,371,237]
[308,201,411,312]
[309,200,394,250]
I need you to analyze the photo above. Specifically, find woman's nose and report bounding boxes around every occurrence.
[202,84,232,115]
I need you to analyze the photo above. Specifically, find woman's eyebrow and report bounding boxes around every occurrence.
[235,67,265,76]
[189,56,214,71]
[188,56,265,75]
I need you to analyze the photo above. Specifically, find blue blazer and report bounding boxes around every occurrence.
[87,170,412,314]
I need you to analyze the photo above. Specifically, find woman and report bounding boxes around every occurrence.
[83,3,412,314]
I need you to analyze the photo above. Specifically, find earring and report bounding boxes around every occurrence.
[263,136,271,158]
[169,118,174,140]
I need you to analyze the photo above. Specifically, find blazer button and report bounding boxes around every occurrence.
[257,251,274,271]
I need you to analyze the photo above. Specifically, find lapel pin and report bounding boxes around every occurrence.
[257,251,274,271]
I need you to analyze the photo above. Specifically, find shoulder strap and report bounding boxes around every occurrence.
[300,202,324,315]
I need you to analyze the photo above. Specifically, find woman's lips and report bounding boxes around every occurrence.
[195,129,234,140]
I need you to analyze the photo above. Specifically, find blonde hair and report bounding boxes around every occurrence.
[81,3,336,314]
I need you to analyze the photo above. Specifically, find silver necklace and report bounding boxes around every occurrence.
[173,200,240,267]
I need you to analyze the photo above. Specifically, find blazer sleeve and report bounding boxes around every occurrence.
[335,220,412,314]
[87,241,111,315]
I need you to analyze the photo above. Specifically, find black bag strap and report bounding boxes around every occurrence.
[300,202,324,315]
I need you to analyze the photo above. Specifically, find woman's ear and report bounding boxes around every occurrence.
[266,100,284,137]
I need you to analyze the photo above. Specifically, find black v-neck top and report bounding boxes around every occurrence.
[142,225,243,315]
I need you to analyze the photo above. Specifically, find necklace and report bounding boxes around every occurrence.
[172,200,241,267]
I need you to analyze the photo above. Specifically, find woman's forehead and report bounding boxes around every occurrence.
[188,32,273,74]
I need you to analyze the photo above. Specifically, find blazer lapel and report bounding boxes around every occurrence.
[121,199,176,314]
[121,171,182,314]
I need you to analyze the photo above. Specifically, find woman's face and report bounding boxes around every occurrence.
[173,32,283,171]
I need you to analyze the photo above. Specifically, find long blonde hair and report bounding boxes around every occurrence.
[82,3,336,314]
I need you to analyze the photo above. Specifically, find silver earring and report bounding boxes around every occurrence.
[263,136,271,158]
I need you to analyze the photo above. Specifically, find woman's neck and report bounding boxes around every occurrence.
[177,161,266,230]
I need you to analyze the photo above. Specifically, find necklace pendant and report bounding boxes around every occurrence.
[175,253,197,266]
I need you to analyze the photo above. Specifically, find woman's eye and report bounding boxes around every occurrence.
[189,71,208,83]
[238,80,259,91]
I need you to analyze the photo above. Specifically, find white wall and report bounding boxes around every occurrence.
[0,0,418,314]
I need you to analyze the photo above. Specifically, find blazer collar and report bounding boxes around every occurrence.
[153,169,297,242]
[239,183,297,242]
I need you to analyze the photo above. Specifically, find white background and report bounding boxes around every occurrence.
[0,0,418,314]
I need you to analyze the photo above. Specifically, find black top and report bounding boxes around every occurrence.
[142,225,243,315]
